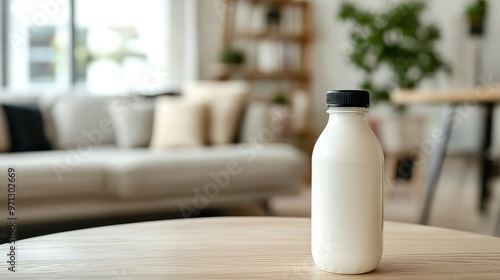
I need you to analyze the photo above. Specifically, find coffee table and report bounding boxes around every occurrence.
[1,217,500,279]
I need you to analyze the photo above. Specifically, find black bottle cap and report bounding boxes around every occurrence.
[326,90,370,108]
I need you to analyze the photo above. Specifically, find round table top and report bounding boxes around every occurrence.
[1,217,500,279]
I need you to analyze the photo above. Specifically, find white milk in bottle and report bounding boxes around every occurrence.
[311,90,383,274]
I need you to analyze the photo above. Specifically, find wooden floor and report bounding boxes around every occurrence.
[271,156,500,236]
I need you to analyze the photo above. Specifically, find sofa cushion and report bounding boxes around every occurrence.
[0,93,59,147]
[0,143,305,206]
[51,96,116,149]
[2,103,51,152]
[239,101,271,143]
[108,98,155,148]
[0,150,106,200]
[0,107,10,152]
[150,97,208,149]
[101,143,305,199]
[184,81,250,145]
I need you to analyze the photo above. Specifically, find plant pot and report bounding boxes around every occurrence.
[469,19,484,35]
[212,63,243,80]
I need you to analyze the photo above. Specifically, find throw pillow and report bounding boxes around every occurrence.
[184,81,250,145]
[108,99,154,148]
[238,101,271,143]
[0,106,10,152]
[2,103,51,152]
[51,96,116,149]
[149,97,208,149]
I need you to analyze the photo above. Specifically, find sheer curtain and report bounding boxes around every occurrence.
[166,0,198,91]
[78,0,199,94]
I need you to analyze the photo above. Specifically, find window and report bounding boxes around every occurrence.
[1,0,188,94]
[74,0,169,92]
[7,0,70,90]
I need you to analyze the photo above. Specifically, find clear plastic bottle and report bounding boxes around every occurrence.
[311,90,384,274]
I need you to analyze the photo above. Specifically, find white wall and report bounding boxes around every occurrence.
[198,0,223,80]
[197,0,500,154]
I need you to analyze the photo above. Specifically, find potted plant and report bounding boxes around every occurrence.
[338,2,451,180]
[271,91,288,106]
[339,1,451,104]
[220,47,245,65]
[213,47,246,80]
[466,0,487,35]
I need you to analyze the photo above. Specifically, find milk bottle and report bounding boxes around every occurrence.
[311,90,384,274]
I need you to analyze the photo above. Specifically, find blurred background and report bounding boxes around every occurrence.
[1,0,500,238]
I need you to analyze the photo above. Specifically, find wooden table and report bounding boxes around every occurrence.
[1,217,500,279]
[391,87,500,229]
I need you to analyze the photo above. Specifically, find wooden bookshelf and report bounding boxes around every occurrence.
[230,30,308,41]
[220,0,316,161]
[221,0,312,91]
[241,69,309,80]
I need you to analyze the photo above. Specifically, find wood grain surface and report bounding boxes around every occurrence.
[391,86,500,104]
[1,217,500,279]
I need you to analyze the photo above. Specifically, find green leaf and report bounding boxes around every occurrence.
[337,1,451,103]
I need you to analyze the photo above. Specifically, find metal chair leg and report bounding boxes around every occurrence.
[419,104,456,225]
[495,209,500,237]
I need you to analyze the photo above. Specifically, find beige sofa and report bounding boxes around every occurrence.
[0,92,305,224]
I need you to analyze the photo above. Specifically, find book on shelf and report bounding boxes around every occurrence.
[280,4,303,34]
[283,42,301,71]
[257,40,278,73]
[249,1,266,32]
[233,0,252,30]
[228,0,307,76]
[233,0,304,35]
[256,40,301,73]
